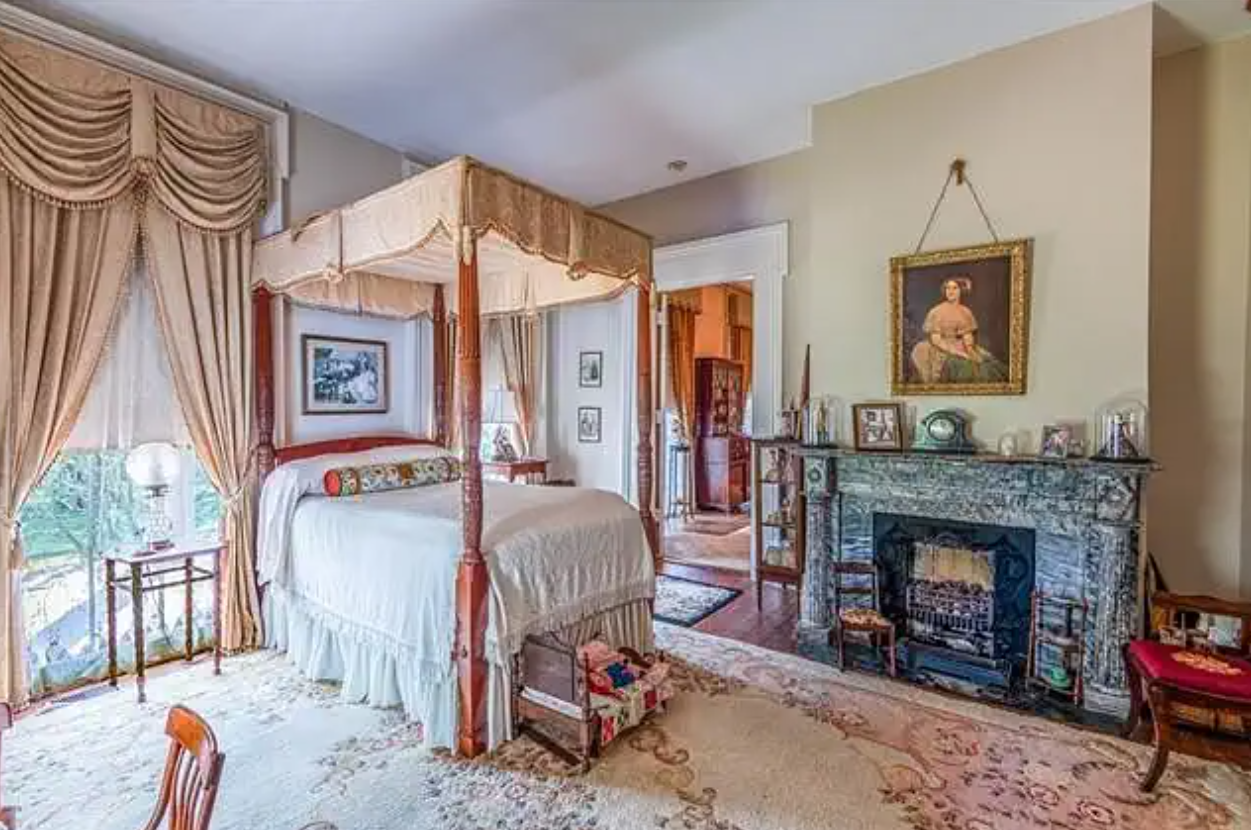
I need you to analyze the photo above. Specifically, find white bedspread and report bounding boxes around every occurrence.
[257,448,654,670]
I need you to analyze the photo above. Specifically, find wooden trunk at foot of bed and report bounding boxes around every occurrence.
[456,234,489,757]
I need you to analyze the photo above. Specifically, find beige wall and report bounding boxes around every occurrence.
[286,109,406,224]
[607,7,1154,449]
[1151,36,1251,596]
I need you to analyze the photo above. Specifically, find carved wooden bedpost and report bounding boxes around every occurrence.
[637,286,660,568]
[432,284,449,447]
[253,285,275,481]
[455,232,488,758]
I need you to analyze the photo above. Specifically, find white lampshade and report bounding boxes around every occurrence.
[125,442,181,489]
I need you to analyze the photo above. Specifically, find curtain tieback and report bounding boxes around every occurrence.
[221,485,249,510]
[1,515,24,569]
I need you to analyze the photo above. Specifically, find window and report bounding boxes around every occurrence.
[18,261,221,697]
[21,449,220,696]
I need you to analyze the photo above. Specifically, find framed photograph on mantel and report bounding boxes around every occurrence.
[302,334,389,415]
[890,238,1032,396]
[852,402,905,452]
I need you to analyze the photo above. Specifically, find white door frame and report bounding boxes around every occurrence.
[648,223,789,575]
[653,222,789,437]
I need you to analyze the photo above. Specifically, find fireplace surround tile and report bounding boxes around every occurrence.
[794,448,1156,717]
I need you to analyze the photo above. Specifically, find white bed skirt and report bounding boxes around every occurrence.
[263,585,654,751]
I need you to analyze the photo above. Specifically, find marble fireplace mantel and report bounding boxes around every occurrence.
[793,447,1157,717]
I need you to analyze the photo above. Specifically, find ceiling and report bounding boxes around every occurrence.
[7,0,1246,205]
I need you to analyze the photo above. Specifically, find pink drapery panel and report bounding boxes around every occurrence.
[493,314,540,456]
[0,31,267,231]
[667,304,698,445]
[0,28,270,680]
[0,178,136,706]
[143,203,261,650]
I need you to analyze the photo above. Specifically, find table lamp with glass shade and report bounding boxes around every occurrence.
[125,441,181,551]
[485,386,519,462]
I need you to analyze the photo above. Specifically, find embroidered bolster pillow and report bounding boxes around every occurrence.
[323,456,461,497]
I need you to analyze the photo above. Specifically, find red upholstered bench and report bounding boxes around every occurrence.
[1123,593,1251,792]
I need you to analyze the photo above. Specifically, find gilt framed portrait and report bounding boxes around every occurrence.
[890,239,1032,396]
[302,334,389,415]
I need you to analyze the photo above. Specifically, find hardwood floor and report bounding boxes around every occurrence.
[661,561,800,655]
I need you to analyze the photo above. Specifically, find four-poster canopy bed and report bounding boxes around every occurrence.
[250,156,658,757]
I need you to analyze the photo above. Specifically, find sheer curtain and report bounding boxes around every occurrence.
[492,313,541,457]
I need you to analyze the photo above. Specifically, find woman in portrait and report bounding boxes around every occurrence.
[910,276,1007,384]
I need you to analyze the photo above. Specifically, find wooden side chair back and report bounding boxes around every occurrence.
[141,706,224,830]
[1123,592,1251,791]
[829,560,897,676]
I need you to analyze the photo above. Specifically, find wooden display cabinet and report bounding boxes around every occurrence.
[695,357,749,512]
[751,438,806,610]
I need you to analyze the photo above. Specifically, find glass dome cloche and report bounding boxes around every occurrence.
[1093,397,1149,461]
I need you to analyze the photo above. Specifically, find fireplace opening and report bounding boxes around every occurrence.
[874,514,1035,689]
[907,543,995,657]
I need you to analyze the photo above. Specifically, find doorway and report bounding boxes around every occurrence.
[659,282,753,573]
[651,222,787,576]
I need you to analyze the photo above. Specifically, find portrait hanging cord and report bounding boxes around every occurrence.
[913,158,999,254]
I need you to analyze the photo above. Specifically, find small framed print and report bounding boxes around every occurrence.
[578,406,602,443]
[302,334,388,415]
[1039,424,1073,459]
[853,402,905,452]
[579,351,603,388]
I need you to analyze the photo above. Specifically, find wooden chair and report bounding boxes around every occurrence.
[828,561,896,677]
[0,702,14,830]
[141,706,225,830]
[1123,592,1251,792]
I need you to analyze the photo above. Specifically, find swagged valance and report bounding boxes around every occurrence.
[0,30,267,231]
[253,156,651,318]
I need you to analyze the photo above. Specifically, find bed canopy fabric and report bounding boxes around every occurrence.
[251,155,657,759]
[252,156,651,317]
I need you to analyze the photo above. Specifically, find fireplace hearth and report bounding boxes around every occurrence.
[795,448,1156,718]
[874,514,1035,690]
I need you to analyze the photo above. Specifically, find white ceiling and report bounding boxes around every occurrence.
[9,0,1241,205]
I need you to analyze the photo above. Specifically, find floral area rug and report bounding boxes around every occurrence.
[654,574,742,626]
[9,624,1249,830]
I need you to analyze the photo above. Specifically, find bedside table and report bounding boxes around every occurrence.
[483,458,548,484]
[104,540,223,703]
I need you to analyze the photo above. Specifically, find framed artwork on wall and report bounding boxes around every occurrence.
[578,406,602,443]
[302,334,389,415]
[890,238,1032,396]
[852,402,905,452]
[579,351,603,388]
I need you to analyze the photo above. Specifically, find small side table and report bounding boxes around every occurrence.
[483,458,548,484]
[104,540,223,703]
